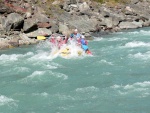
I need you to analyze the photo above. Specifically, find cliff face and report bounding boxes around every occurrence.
[0,0,150,49]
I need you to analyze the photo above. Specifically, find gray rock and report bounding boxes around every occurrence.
[143,20,150,27]
[68,15,98,32]
[7,13,24,28]
[50,25,59,33]
[59,23,69,34]
[104,18,113,28]
[35,13,50,23]
[19,33,31,41]
[19,33,38,45]
[70,0,77,4]
[25,28,52,37]
[23,18,38,32]
[132,21,143,28]
[130,0,139,4]
[118,21,139,29]
[78,2,90,12]
[56,12,71,22]
[2,13,24,31]
[1,17,12,31]
[8,40,19,47]
[0,41,9,49]
[24,12,32,18]
[130,5,150,20]
[0,15,1,24]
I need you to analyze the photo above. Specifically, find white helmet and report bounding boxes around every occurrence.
[56,36,61,40]
[74,29,78,32]
[81,35,85,39]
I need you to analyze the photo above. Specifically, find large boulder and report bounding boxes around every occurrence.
[0,39,9,49]
[37,22,51,28]
[23,18,38,32]
[102,17,119,28]
[25,28,52,37]
[118,21,140,29]
[143,20,150,27]
[132,21,143,28]
[34,13,50,23]
[8,37,19,47]
[67,15,98,32]
[78,2,90,12]
[0,3,13,14]
[130,5,150,20]
[19,33,39,45]
[59,22,69,34]
[2,13,24,31]
[51,25,59,33]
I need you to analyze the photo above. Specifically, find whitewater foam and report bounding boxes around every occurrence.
[28,51,51,61]
[128,51,150,60]
[0,54,21,61]
[111,81,150,97]
[108,37,128,41]
[54,73,68,80]
[13,67,30,73]
[93,37,103,41]
[0,95,17,106]
[27,71,46,78]
[32,92,49,97]
[124,41,150,48]
[76,86,99,93]
[98,59,113,65]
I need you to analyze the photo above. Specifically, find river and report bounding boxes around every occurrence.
[0,27,150,113]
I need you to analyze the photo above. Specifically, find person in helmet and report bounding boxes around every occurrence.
[70,29,81,40]
[80,35,92,55]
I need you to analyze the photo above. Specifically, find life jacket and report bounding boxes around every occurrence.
[80,38,87,45]
[50,37,56,44]
[81,44,88,51]
[70,33,81,39]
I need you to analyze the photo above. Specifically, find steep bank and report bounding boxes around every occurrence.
[0,0,150,49]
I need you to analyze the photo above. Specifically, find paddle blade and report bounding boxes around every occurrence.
[37,36,46,40]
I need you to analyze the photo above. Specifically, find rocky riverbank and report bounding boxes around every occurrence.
[0,0,150,49]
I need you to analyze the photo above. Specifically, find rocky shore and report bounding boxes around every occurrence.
[0,0,150,49]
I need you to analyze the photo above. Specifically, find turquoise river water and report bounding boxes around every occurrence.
[0,27,150,113]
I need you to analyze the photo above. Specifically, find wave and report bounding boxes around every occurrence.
[124,41,150,48]
[98,59,114,65]
[32,92,49,97]
[13,67,30,73]
[93,37,104,42]
[128,51,150,60]
[76,86,99,93]
[27,71,45,78]
[54,94,75,101]
[0,95,17,106]
[111,81,150,97]
[27,51,51,61]
[20,70,68,84]
[111,81,150,89]
[118,30,150,36]
[0,52,34,62]
[108,37,128,41]
[54,73,68,80]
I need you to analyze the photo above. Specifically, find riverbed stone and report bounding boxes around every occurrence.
[25,28,52,37]
[3,13,24,31]
[23,18,38,32]
[118,21,139,29]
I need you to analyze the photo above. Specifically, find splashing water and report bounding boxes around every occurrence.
[1,27,150,113]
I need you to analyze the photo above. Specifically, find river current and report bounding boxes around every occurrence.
[0,27,150,113]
